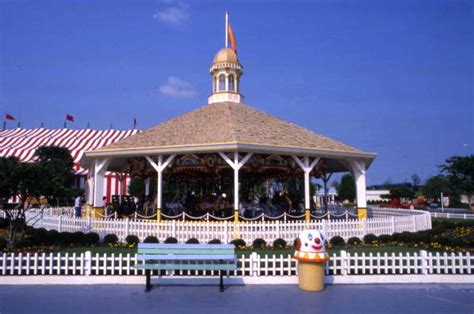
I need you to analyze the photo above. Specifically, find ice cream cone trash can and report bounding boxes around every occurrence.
[293,230,329,292]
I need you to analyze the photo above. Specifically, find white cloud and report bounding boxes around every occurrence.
[159,76,196,98]
[153,2,190,25]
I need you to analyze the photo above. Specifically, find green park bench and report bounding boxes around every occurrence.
[136,243,237,292]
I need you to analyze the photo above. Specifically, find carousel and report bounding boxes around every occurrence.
[82,41,376,223]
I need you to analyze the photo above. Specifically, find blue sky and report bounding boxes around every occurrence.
[0,0,472,185]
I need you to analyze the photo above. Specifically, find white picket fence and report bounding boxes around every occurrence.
[26,208,432,244]
[0,250,471,277]
[431,212,474,220]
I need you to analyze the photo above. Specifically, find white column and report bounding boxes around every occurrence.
[92,158,110,207]
[349,160,367,219]
[292,155,320,221]
[225,74,229,91]
[219,152,253,212]
[146,154,176,210]
[144,178,151,196]
[86,174,94,205]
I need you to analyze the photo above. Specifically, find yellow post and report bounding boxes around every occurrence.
[305,209,310,222]
[357,208,368,220]
[156,208,161,223]
[233,209,239,239]
[93,207,104,219]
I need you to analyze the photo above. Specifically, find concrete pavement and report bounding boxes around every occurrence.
[0,284,473,314]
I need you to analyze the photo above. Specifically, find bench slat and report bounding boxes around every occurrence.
[137,248,235,255]
[138,244,235,249]
[137,254,236,261]
[136,263,237,271]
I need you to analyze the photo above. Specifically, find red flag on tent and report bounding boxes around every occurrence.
[65,114,74,122]
[5,114,15,120]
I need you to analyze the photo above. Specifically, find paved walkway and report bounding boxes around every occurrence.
[0,284,473,314]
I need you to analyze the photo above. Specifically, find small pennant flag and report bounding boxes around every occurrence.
[65,114,74,122]
[5,113,15,120]
[228,23,237,53]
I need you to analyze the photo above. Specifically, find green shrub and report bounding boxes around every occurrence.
[103,234,119,245]
[330,236,345,246]
[186,238,199,244]
[412,231,431,244]
[230,238,246,248]
[391,232,402,242]
[57,232,74,246]
[125,235,140,246]
[398,232,413,243]
[72,232,85,246]
[30,228,49,246]
[252,238,266,249]
[363,234,377,244]
[208,239,221,244]
[144,236,159,243]
[347,237,362,245]
[84,233,100,246]
[14,238,34,248]
[273,238,287,249]
[164,237,178,244]
[0,218,9,229]
[377,234,392,244]
[0,238,7,250]
[46,230,59,246]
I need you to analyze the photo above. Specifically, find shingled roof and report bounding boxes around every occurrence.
[88,102,375,159]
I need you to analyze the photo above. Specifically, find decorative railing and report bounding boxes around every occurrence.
[21,207,432,244]
[0,250,471,276]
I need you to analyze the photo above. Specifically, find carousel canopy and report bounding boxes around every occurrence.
[84,102,375,167]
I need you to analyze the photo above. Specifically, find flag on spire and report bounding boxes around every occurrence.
[65,114,74,122]
[228,22,237,53]
[5,113,15,120]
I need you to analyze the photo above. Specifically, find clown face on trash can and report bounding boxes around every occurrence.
[293,229,329,263]
[293,229,330,292]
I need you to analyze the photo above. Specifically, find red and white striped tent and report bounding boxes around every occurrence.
[0,127,139,202]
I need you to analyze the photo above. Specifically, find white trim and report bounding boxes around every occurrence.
[85,144,376,161]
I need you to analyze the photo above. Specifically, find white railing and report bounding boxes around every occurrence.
[0,250,471,276]
[431,212,474,220]
[26,208,432,244]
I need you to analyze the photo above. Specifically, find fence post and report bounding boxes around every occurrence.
[250,252,259,277]
[412,215,417,232]
[224,221,228,244]
[420,250,428,275]
[85,251,92,276]
[276,220,281,239]
[340,250,348,276]
[391,216,396,233]
[362,219,368,236]
[322,219,327,238]
[125,218,130,237]
[87,215,92,233]
[172,220,177,238]
[58,215,63,233]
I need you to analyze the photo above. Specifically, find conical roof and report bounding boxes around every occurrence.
[89,102,375,160]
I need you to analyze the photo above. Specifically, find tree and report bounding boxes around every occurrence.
[0,146,75,247]
[335,174,355,202]
[439,155,474,206]
[411,173,421,190]
[35,146,75,203]
[381,186,415,200]
[422,175,451,199]
[128,176,145,198]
